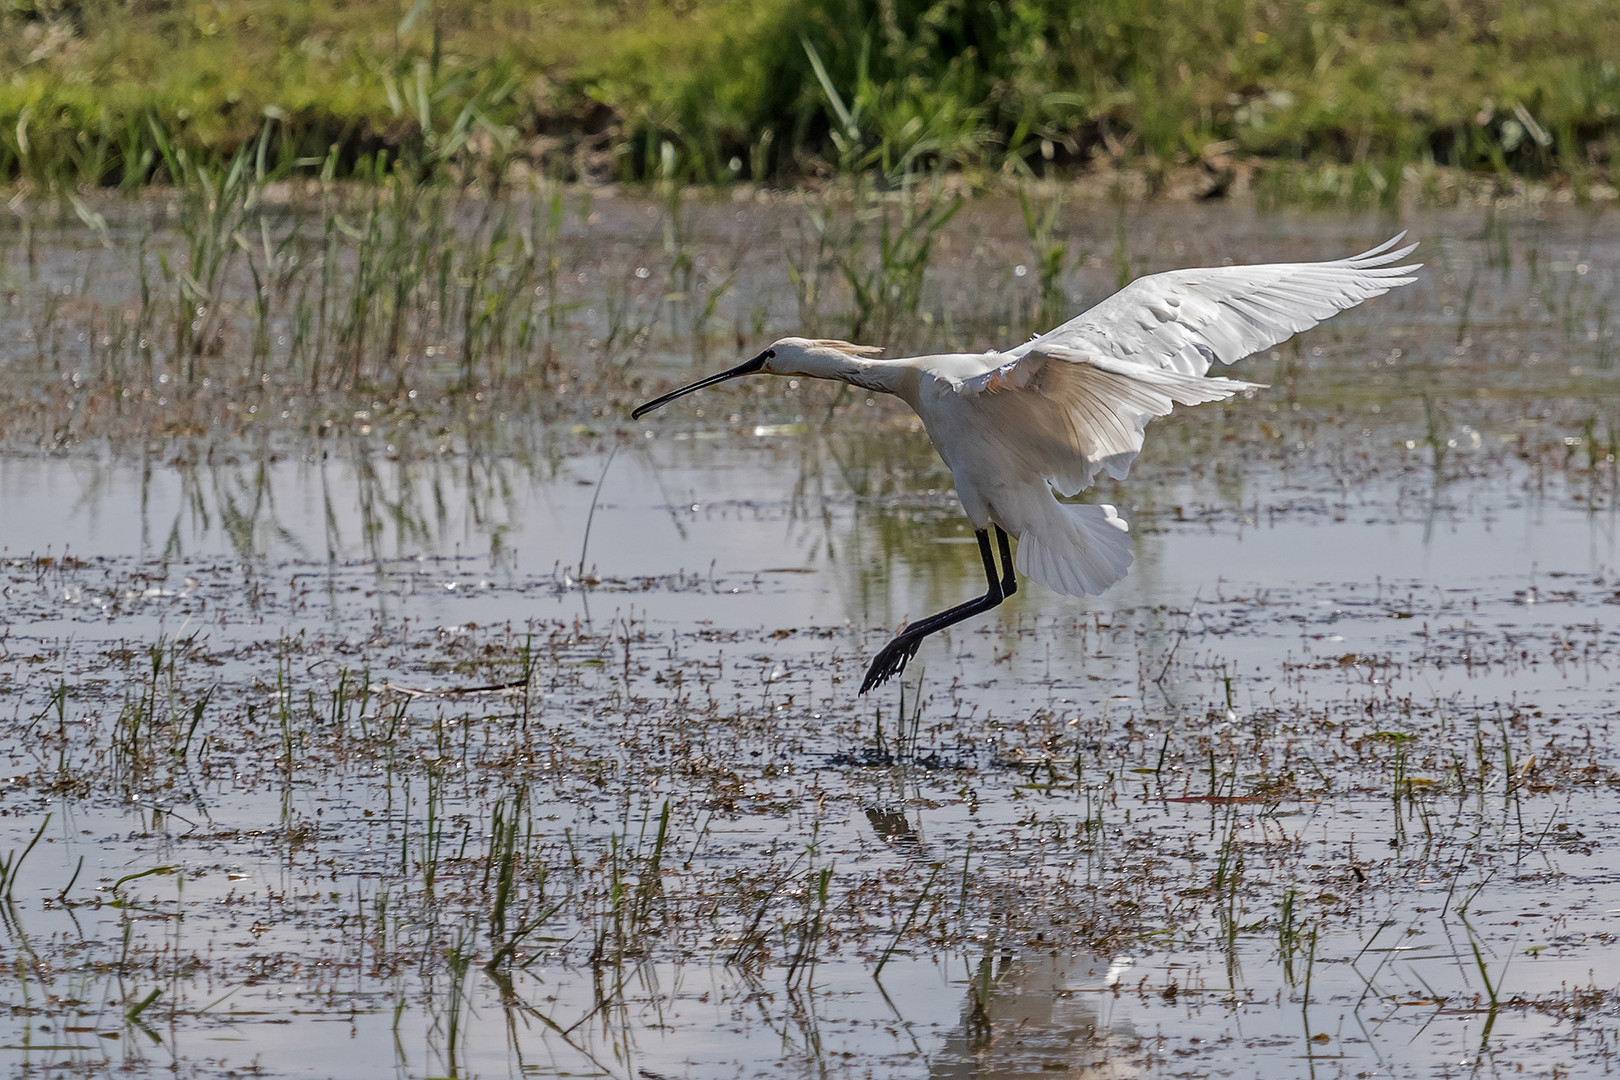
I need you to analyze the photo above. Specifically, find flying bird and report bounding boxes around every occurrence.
[632,234,1420,693]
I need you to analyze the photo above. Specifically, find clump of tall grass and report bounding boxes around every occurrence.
[7,113,994,437]
[785,49,965,346]
[597,0,1620,195]
[16,119,606,409]
[114,633,216,786]
[834,170,961,343]
[1016,183,1079,331]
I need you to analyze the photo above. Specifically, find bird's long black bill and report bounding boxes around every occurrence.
[631,354,766,419]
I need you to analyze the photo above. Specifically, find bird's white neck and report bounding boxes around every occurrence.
[826,355,913,397]
[771,342,918,400]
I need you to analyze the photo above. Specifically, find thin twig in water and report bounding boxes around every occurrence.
[1155,589,1200,685]
[1,814,52,901]
[380,679,527,698]
[875,864,940,979]
[577,443,620,584]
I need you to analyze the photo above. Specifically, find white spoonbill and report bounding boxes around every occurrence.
[633,234,1420,693]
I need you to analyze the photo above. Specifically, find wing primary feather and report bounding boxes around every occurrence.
[1005,234,1421,372]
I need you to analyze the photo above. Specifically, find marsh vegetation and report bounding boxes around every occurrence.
[5,0,1620,197]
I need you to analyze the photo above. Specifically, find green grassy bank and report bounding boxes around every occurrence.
[3,0,1619,193]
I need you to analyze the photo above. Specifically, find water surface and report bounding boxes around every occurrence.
[1,198,1618,1079]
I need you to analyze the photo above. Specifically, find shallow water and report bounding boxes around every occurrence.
[1,199,1619,1079]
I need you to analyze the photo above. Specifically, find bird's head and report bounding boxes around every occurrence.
[631,338,883,419]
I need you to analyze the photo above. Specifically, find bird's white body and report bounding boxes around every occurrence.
[633,234,1421,690]
[756,344,1145,595]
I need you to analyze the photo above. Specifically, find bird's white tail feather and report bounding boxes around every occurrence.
[1013,501,1134,597]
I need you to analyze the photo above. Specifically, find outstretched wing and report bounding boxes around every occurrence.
[956,347,1263,495]
[1005,234,1421,375]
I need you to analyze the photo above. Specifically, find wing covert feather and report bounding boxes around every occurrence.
[1006,234,1420,375]
[955,346,1263,495]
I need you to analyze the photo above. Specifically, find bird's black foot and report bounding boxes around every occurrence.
[859,633,924,695]
[858,527,1016,696]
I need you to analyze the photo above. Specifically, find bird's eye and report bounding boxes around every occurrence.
[765,350,776,359]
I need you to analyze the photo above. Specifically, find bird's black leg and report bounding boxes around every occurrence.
[995,526,1017,598]
[860,529,1007,694]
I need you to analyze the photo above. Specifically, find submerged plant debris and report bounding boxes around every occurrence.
[0,198,1618,1079]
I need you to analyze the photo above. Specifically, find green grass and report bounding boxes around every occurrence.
[2,0,1619,191]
